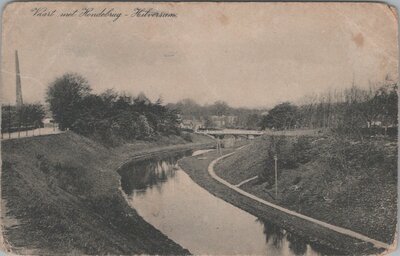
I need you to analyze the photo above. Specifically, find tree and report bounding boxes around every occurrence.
[46,73,91,130]
[373,84,398,127]
[25,104,45,128]
[137,115,154,138]
[0,104,44,133]
[260,102,298,130]
[245,113,262,130]
[1,105,14,133]
[210,101,230,116]
[204,116,214,128]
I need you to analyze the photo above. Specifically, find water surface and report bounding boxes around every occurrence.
[119,150,337,255]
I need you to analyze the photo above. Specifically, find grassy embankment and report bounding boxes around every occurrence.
[179,147,375,255]
[215,133,397,245]
[1,131,214,254]
[179,135,394,254]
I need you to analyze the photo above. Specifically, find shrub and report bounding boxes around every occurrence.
[293,136,313,164]
[181,132,193,142]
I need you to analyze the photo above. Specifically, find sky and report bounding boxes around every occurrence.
[1,2,398,108]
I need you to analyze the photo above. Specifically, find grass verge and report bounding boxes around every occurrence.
[1,131,214,254]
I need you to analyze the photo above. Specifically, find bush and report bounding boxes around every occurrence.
[46,73,181,144]
[181,132,193,142]
[293,136,314,164]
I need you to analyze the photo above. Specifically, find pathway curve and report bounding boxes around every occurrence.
[208,149,392,251]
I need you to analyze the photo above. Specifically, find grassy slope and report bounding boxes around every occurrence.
[215,134,397,245]
[215,136,272,184]
[1,131,214,254]
[179,148,380,255]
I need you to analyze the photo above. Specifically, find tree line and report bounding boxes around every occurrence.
[1,104,45,134]
[46,73,181,145]
[260,82,398,136]
[167,99,266,130]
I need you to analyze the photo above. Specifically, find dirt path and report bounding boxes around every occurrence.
[208,149,393,251]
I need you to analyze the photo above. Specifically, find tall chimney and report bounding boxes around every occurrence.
[15,50,23,106]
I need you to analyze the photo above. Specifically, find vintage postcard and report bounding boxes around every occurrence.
[0,2,398,255]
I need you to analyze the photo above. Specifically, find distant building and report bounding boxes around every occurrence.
[225,115,237,127]
[179,118,204,131]
[210,116,225,128]
[43,118,53,124]
[210,115,237,128]
[180,115,238,130]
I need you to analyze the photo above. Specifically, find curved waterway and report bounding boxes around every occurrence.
[118,150,335,255]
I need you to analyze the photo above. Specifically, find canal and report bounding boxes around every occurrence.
[118,150,335,255]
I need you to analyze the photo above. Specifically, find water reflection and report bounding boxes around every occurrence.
[119,150,341,255]
[257,218,341,256]
[286,232,308,255]
[118,150,192,194]
[258,218,286,249]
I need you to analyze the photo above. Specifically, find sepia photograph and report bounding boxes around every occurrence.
[0,2,398,255]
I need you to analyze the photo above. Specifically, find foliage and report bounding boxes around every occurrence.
[313,84,397,135]
[209,101,230,116]
[260,102,298,130]
[1,104,45,133]
[203,116,214,128]
[167,99,266,130]
[259,83,398,137]
[181,132,193,142]
[46,73,181,145]
[46,73,92,130]
[244,113,262,130]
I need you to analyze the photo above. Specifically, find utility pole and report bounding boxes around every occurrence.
[216,137,221,155]
[274,154,278,199]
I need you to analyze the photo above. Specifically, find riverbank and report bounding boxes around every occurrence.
[178,145,385,255]
[215,134,397,246]
[1,131,214,254]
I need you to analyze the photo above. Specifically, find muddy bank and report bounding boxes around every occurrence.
[1,131,214,254]
[178,148,384,255]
